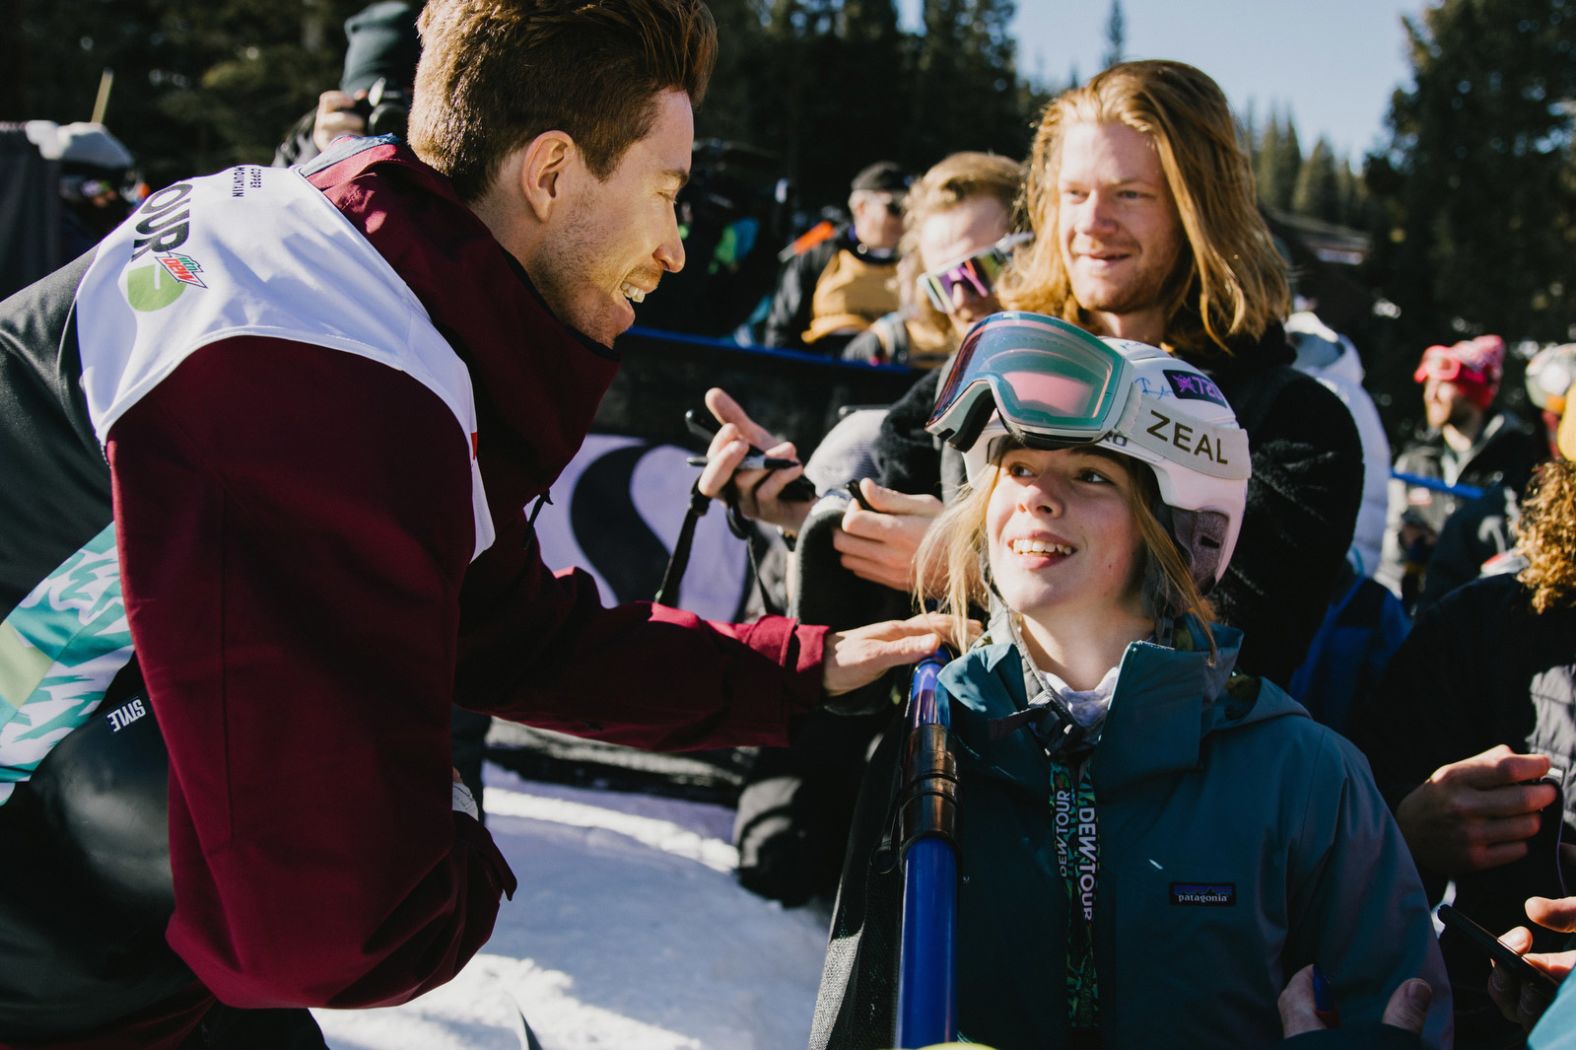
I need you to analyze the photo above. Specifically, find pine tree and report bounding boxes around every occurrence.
[1101,0,1125,70]
[1238,99,1258,158]
[1254,112,1281,207]
[908,0,1028,167]
[1293,137,1341,223]
[1335,157,1369,229]
[1270,112,1303,212]
[694,0,774,147]
[1373,0,1576,342]
[842,0,899,41]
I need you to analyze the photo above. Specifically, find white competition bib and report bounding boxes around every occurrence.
[74,163,495,560]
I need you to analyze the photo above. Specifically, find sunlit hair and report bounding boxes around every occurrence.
[1518,459,1576,614]
[915,443,1216,655]
[998,60,1289,359]
[410,0,716,200]
[898,152,1027,348]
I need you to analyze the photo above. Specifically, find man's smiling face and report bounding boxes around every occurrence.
[1055,121,1184,328]
[530,89,692,346]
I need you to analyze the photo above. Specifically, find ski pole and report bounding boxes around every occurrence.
[895,649,958,1048]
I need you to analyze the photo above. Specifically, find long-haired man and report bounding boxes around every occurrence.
[998,59,1363,684]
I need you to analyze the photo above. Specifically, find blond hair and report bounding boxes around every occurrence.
[1518,459,1576,614]
[897,152,1026,350]
[998,60,1289,359]
[410,0,716,201]
[916,445,1216,653]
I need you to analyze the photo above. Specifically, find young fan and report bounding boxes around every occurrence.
[914,313,1451,1047]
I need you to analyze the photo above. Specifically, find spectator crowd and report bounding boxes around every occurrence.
[4,1,1576,1048]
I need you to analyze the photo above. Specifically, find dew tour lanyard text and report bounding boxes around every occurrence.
[1051,757,1100,1033]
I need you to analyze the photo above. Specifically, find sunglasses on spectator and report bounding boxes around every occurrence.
[861,193,904,218]
[917,232,1033,314]
[1413,354,1486,386]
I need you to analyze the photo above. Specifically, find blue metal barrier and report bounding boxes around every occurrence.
[1391,469,1486,501]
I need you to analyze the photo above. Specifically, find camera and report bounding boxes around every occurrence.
[351,77,410,140]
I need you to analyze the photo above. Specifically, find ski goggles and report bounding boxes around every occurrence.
[926,312,1132,453]
[916,232,1032,314]
[927,312,1249,483]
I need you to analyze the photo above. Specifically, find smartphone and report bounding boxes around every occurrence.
[844,478,875,510]
[685,408,726,446]
[1437,903,1562,995]
[683,408,816,501]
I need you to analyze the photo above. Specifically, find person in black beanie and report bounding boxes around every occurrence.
[273,1,421,168]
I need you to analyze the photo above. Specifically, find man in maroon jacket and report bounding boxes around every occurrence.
[0,1,949,1046]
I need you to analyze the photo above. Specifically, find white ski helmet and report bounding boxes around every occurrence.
[926,312,1250,590]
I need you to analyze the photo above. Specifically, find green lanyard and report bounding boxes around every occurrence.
[1049,755,1100,1036]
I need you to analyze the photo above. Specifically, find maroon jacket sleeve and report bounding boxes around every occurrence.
[456,559,828,751]
[108,339,516,1009]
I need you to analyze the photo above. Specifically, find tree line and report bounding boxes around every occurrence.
[3,0,1573,422]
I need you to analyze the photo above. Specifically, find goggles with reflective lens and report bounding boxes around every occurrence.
[925,312,1250,484]
[917,232,1032,314]
[926,312,1131,452]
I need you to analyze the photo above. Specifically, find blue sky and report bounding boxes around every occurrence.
[898,0,1429,161]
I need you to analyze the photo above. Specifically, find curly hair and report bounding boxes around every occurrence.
[1518,459,1576,614]
[998,60,1288,359]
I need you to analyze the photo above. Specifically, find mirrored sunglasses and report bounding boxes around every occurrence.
[917,232,1032,314]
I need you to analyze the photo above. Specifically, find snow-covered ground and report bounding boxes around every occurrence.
[312,765,828,1050]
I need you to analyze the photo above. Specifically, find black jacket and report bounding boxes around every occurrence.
[271,109,320,168]
[872,324,1364,687]
[1391,412,1544,537]
[1382,411,1544,607]
[763,225,896,353]
[1353,572,1576,1047]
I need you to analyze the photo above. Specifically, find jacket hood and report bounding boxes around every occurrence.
[940,620,1309,794]
[1287,310,1367,387]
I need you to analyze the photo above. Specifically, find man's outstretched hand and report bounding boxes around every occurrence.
[821,613,978,696]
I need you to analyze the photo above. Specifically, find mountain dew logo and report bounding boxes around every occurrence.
[124,182,207,312]
[126,252,208,312]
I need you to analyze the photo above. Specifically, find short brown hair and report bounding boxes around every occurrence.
[999,60,1289,359]
[409,0,717,201]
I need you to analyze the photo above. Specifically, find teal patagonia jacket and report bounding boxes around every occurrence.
[939,622,1452,1049]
